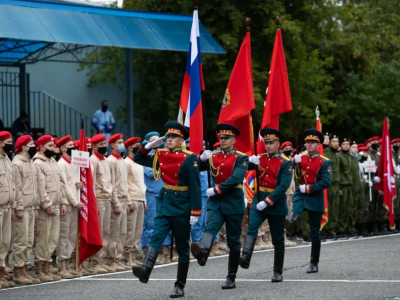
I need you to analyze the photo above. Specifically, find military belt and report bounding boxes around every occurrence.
[259,187,275,193]
[163,185,189,191]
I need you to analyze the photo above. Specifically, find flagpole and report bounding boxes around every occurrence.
[76,174,80,272]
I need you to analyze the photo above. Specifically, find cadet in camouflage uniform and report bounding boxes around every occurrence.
[348,141,360,237]
[357,146,373,237]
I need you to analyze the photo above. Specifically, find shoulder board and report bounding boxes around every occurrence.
[211,150,221,154]
[280,154,291,161]
[157,149,169,153]
[301,153,308,156]
[181,149,194,155]
[320,155,330,161]
[235,150,247,156]
[259,153,268,157]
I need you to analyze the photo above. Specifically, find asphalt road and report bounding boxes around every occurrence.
[1,235,399,300]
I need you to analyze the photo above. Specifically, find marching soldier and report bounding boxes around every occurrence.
[33,135,77,282]
[336,138,354,239]
[89,134,114,274]
[289,129,332,273]
[107,134,132,271]
[12,135,40,285]
[56,136,83,278]
[0,131,15,288]
[191,123,248,289]
[239,128,293,282]
[124,137,147,267]
[132,121,201,298]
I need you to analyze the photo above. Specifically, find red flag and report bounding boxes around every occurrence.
[316,116,329,230]
[218,30,255,155]
[377,117,396,229]
[78,122,103,264]
[257,28,293,154]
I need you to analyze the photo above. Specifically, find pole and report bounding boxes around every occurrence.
[368,172,372,202]
[76,168,81,272]
[126,48,134,136]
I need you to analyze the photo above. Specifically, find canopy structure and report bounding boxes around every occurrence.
[0,0,225,135]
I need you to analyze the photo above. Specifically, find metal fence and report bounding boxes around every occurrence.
[0,72,21,128]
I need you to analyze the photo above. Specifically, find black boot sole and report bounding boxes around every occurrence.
[239,256,250,269]
[190,243,206,266]
[271,278,283,282]
[306,268,318,274]
[170,290,184,298]
[221,283,236,289]
[132,266,149,283]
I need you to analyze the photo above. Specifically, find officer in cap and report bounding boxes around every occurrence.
[133,121,201,298]
[239,128,293,282]
[191,123,248,290]
[289,129,332,273]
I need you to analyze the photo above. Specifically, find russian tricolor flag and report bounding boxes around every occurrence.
[178,8,204,156]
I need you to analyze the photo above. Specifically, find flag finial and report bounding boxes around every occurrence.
[246,18,250,32]
[276,16,280,29]
[193,0,197,9]
[385,109,388,118]
[316,106,320,118]
[81,117,84,130]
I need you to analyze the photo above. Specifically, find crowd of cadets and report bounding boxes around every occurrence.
[0,127,399,290]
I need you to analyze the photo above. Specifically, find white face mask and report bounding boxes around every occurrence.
[117,144,125,153]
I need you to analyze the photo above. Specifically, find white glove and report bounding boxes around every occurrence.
[300,184,306,193]
[249,155,260,165]
[256,201,267,211]
[368,181,373,187]
[145,136,165,150]
[244,198,248,208]
[206,188,216,198]
[200,150,211,161]
[294,154,302,164]
[373,176,381,183]
[190,216,199,226]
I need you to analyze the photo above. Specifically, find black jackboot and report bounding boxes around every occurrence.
[132,247,159,283]
[190,232,214,266]
[361,223,371,237]
[222,252,240,289]
[170,261,189,298]
[306,241,321,274]
[379,221,389,235]
[239,235,257,269]
[271,249,285,282]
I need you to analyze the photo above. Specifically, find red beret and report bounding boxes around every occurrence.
[359,146,370,152]
[37,135,53,148]
[124,137,141,149]
[108,133,123,145]
[15,135,33,153]
[213,142,220,148]
[91,134,106,145]
[56,135,72,148]
[391,139,399,144]
[86,137,91,144]
[280,141,293,150]
[365,136,380,144]
[73,140,80,149]
[357,143,365,148]
[292,149,297,153]
[0,131,11,141]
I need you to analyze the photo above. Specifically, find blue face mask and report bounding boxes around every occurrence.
[117,144,125,153]
[350,152,358,157]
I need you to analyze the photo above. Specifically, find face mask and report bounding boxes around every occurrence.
[97,146,107,155]
[371,143,379,151]
[54,153,61,161]
[117,144,125,153]
[350,152,358,157]
[66,147,75,157]
[3,143,12,154]
[393,145,399,152]
[283,150,292,157]
[28,146,37,159]
[101,105,108,112]
[88,148,92,156]
[132,147,139,154]
[44,149,54,159]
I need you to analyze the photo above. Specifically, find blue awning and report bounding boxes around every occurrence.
[0,0,225,64]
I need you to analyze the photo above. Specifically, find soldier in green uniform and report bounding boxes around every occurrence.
[322,134,340,241]
[239,128,293,282]
[289,129,332,274]
[336,138,354,239]
[132,121,201,298]
[191,123,248,290]
[348,141,360,237]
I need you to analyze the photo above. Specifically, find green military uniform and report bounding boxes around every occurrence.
[356,150,371,236]
[191,123,247,290]
[239,128,293,283]
[348,147,360,236]
[322,143,340,238]
[289,129,332,274]
[336,145,354,237]
[132,121,201,298]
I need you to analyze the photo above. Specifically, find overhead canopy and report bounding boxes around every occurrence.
[0,0,225,64]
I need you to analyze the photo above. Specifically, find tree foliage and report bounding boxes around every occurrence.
[79,0,400,143]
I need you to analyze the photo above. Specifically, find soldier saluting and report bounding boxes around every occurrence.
[239,128,293,282]
[132,121,201,299]
[289,129,332,274]
[191,123,248,290]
